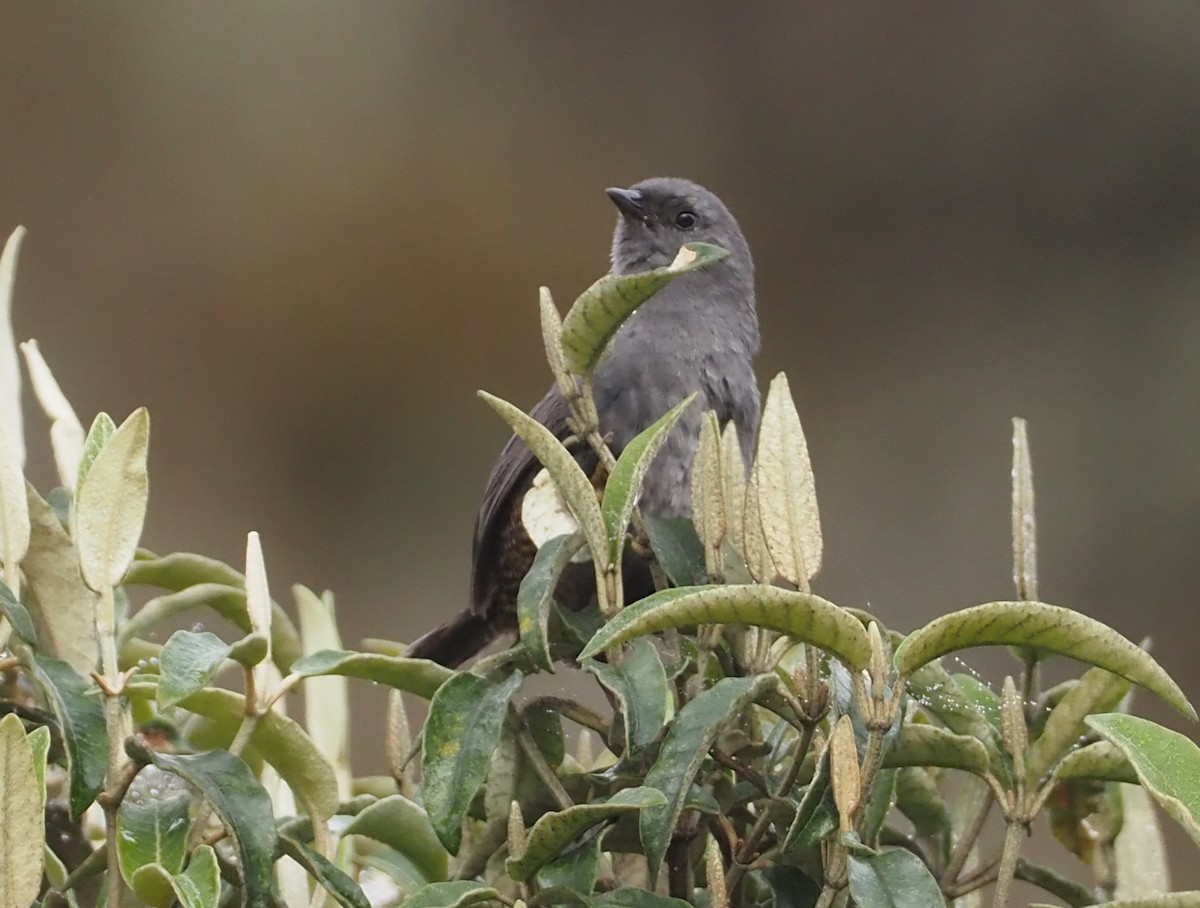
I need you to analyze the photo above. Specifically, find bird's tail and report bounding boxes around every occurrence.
[405,610,496,668]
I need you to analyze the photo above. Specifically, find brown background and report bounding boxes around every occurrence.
[2,2,1198,892]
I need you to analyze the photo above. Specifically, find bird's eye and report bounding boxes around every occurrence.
[674,210,698,229]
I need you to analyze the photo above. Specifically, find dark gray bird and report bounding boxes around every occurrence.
[407,178,760,667]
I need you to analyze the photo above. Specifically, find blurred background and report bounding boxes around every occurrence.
[2,1,1199,891]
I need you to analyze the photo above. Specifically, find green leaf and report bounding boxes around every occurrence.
[641,674,774,877]
[893,767,949,837]
[279,835,370,908]
[846,847,944,907]
[75,407,150,591]
[642,516,705,587]
[1025,665,1130,785]
[288,649,453,701]
[478,391,607,569]
[0,713,44,908]
[894,601,1195,719]
[882,724,990,776]
[602,395,696,565]
[583,639,669,753]
[28,653,106,817]
[171,844,220,908]
[74,412,116,501]
[560,241,729,375]
[518,533,584,672]
[293,585,349,792]
[507,786,666,881]
[535,835,603,895]
[0,578,37,644]
[422,670,523,853]
[173,687,339,821]
[593,889,693,908]
[906,662,1005,775]
[580,585,871,671]
[23,483,98,677]
[136,747,277,908]
[157,630,232,709]
[1052,741,1137,784]
[753,372,822,586]
[400,880,500,908]
[342,795,450,885]
[117,789,192,903]
[1087,713,1200,848]
[1113,782,1171,899]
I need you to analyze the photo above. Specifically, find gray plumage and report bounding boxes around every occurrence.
[408,178,761,666]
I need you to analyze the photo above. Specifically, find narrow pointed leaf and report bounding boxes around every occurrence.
[540,286,573,399]
[690,411,725,565]
[173,687,338,820]
[583,638,669,753]
[23,483,97,676]
[1087,713,1200,847]
[641,674,774,877]
[157,630,233,709]
[279,835,370,908]
[0,713,43,908]
[21,340,85,488]
[0,580,36,644]
[741,465,775,584]
[295,585,350,796]
[171,844,220,908]
[479,391,606,565]
[136,747,276,908]
[894,601,1194,719]
[754,372,821,586]
[0,227,27,473]
[518,533,585,671]
[507,786,666,881]
[0,420,29,578]
[561,242,729,375]
[603,395,696,564]
[243,531,271,642]
[401,881,501,908]
[1113,782,1171,898]
[1011,417,1037,600]
[288,649,453,701]
[580,585,871,671]
[342,794,450,884]
[28,653,106,817]
[423,670,523,853]
[720,421,747,556]
[1025,665,1130,785]
[75,407,150,590]
[75,412,116,500]
[846,847,944,907]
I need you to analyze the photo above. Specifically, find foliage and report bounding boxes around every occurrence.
[0,224,1198,907]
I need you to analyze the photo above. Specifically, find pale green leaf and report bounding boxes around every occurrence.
[0,227,26,472]
[294,584,349,797]
[753,372,821,587]
[20,339,85,488]
[0,713,43,908]
[75,407,150,590]
[1114,781,1171,898]
[1087,714,1200,848]
[22,483,97,676]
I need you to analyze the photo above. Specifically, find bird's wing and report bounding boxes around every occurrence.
[469,385,574,614]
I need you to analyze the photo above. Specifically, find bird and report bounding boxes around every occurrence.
[407,177,761,667]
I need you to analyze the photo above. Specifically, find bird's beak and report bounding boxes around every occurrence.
[606,187,649,222]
